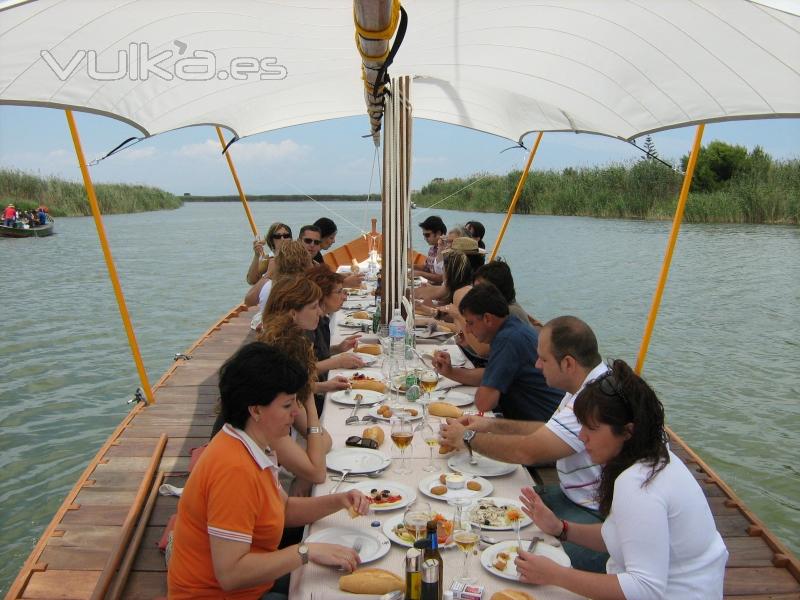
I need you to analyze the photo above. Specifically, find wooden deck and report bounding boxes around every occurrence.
[6,304,800,599]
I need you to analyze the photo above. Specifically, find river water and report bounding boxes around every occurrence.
[0,202,797,592]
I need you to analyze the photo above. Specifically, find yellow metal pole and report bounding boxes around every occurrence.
[635,124,705,375]
[65,110,155,404]
[489,131,544,261]
[215,126,259,238]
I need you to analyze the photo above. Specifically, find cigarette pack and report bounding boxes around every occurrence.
[449,581,484,600]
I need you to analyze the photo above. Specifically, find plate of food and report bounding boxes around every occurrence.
[344,288,370,297]
[468,498,533,530]
[418,473,492,502]
[481,539,570,581]
[432,390,474,407]
[305,526,391,564]
[382,513,456,548]
[353,352,378,366]
[347,480,416,511]
[423,345,467,366]
[447,453,518,477]
[329,389,385,406]
[348,371,388,393]
[368,403,423,421]
[348,310,374,320]
[343,300,372,309]
[326,448,391,474]
[339,317,373,329]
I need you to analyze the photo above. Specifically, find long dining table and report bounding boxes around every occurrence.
[289,289,585,600]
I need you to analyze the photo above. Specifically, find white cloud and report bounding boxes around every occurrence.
[116,146,157,161]
[173,138,309,162]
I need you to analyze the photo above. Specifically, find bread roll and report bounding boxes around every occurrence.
[490,590,535,600]
[430,485,448,496]
[439,444,455,454]
[352,310,371,320]
[350,379,386,393]
[428,402,463,418]
[356,344,382,355]
[362,425,385,446]
[339,568,405,595]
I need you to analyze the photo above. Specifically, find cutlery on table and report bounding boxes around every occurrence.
[329,469,351,494]
[345,393,363,425]
[527,536,543,553]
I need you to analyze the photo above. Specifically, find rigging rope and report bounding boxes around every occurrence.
[362,144,381,234]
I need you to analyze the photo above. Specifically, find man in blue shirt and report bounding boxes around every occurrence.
[432,283,562,422]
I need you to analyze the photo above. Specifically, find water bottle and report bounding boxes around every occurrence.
[389,308,407,371]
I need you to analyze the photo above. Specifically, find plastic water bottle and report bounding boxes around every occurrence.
[389,308,407,367]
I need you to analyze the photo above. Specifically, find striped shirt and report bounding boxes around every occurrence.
[544,363,609,511]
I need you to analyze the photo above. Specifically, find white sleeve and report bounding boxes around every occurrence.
[543,404,584,453]
[612,471,670,600]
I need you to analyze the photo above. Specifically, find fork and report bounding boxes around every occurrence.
[345,394,363,425]
[527,536,543,553]
[466,444,479,466]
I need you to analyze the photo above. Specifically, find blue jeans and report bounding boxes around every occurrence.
[536,484,609,573]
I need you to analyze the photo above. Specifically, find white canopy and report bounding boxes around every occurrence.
[0,0,798,143]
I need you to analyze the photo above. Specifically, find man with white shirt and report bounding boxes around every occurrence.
[439,315,609,572]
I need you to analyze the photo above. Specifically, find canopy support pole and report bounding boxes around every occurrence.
[489,132,543,261]
[65,109,154,404]
[635,124,705,375]
[215,126,259,238]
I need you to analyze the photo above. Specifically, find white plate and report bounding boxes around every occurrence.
[418,474,492,502]
[346,480,417,511]
[326,448,391,474]
[366,403,423,422]
[305,526,391,564]
[343,300,372,309]
[353,352,378,366]
[432,390,474,407]
[481,539,570,581]
[424,345,467,366]
[329,389,385,406]
[339,317,373,329]
[448,453,518,477]
[382,513,457,549]
[345,289,370,297]
[468,497,533,530]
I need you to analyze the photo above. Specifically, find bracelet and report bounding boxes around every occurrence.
[557,519,569,541]
[307,426,323,435]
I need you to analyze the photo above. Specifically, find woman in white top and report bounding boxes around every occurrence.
[515,359,728,600]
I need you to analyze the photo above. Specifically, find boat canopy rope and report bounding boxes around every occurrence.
[87,136,144,167]
[626,138,682,173]
[362,144,381,235]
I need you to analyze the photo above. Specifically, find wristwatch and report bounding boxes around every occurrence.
[463,429,476,448]
[298,544,309,565]
[307,426,323,435]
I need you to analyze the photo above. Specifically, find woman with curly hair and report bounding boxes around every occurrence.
[514,359,727,600]
[245,222,293,285]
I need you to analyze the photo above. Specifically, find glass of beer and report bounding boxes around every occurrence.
[391,417,414,474]
[453,521,481,583]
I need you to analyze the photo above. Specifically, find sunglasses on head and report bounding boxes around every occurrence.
[271,233,292,240]
[303,237,321,245]
[595,371,631,409]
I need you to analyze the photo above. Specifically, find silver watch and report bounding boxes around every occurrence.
[307,426,323,435]
[463,429,476,447]
[298,544,309,565]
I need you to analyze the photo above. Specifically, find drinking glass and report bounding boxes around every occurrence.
[403,500,432,542]
[453,521,481,584]
[390,417,413,475]
[419,420,438,471]
[418,369,438,422]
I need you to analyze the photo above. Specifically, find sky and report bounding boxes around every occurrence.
[0,104,798,197]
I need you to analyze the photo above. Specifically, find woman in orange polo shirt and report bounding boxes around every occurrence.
[168,343,368,599]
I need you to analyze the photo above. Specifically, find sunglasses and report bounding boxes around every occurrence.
[345,435,379,450]
[595,371,630,409]
[271,233,292,240]
[303,237,322,245]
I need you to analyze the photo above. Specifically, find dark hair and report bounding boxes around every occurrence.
[546,316,602,369]
[313,217,337,238]
[306,263,345,297]
[465,220,486,247]
[419,215,446,235]
[298,224,321,238]
[574,359,669,516]
[473,260,516,304]
[458,282,509,318]
[264,222,292,251]
[443,250,473,301]
[219,342,307,429]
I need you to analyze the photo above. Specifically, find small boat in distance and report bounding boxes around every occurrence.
[0,217,54,238]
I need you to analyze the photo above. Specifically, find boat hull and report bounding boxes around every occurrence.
[0,222,54,237]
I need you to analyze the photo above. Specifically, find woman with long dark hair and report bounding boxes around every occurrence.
[514,359,727,599]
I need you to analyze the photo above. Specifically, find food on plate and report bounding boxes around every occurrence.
[493,557,508,571]
[391,523,416,544]
[403,408,419,416]
[466,480,483,491]
[428,401,463,418]
[362,426,385,446]
[445,473,465,489]
[438,444,456,454]
[490,590,535,600]
[351,310,372,319]
[505,507,522,522]
[394,514,453,545]
[497,551,511,560]
[438,473,448,485]
[377,405,393,418]
[430,485,448,496]
[376,405,417,419]
[349,373,386,392]
[339,568,405,594]
[367,488,403,507]
[471,500,522,527]
[356,343,382,355]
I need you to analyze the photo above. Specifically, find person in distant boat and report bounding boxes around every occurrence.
[432,283,562,422]
[513,359,728,599]
[3,204,16,227]
[37,206,47,227]
[297,224,322,262]
[312,217,337,263]
[169,342,367,600]
[465,220,487,250]
[246,222,292,285]
[439,316,610,571]
[412,214,446,284]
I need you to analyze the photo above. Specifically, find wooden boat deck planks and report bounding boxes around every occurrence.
[7,304,799,599]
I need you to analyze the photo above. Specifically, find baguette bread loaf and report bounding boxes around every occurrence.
[351,310,371,320]
[439,444,456,454]
[490,590,535,600]
[350,379,386,393]
[362,425,385,446]
[339,568,405,594]
[356,344,382,355]
[428,401,463,418]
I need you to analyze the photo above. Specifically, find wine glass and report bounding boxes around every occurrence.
[418,369,439,422]
[419,420,438,471]
[403,500,432,542]
[391,417,413,475]
[453,521,481,584]
[506,505,523,550]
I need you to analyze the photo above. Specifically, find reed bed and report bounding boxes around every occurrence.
[0,169,181,216]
